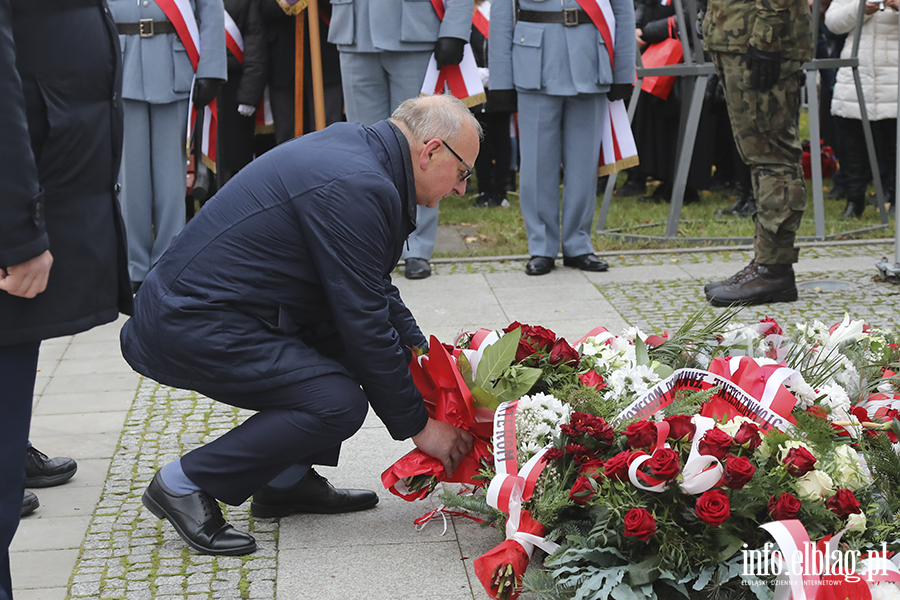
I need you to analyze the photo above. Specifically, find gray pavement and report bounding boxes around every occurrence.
[12,237,900,600]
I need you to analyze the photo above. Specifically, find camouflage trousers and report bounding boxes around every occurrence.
[711,51,807,265]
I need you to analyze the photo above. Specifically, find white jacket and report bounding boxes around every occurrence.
[825,0,899,121]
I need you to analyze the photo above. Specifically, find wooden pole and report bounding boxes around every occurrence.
[307,0,327,130]
[294,10,305,137]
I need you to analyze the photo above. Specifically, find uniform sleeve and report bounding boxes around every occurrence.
[196,0,228,80]
[439,0,477,41]
[0,0,48,270]
[487,0,514,90]
[296,174,429,441]
[611,0,637,84]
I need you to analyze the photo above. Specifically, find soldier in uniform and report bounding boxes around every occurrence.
[109,0,226,293]
[701,0,813,306]
[328,0,475,280]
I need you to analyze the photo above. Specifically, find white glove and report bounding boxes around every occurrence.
[478,67,490,88]
[237,104,256,117]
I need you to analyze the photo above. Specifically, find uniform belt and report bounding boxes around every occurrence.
[116,19,177,37]
[517,9,592,26]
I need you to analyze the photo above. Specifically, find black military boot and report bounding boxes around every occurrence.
[715,180,753,216]
[705,262,798,307]
[840,196,865,219]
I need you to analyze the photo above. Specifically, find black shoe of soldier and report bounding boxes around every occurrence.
[404,258,432,280]
[250,469,378,518]
[24,446,77,488]
[705,263,797,307]
[142,471,257,556]
[22,490,39,517]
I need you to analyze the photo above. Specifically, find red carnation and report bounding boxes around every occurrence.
[570,412,615,446]
[569,475,597,505]
[549,338,580,367]
[663,415,696,442]
[695,489,731,527]
[768,492,802,520]
[722,455,756,489]
[782,446,817,477]
[579,370,607,391]
[759,317,783,337]
[624,420,657,449]
[541,448,564,463]
[826,488,862,519]
[623,508,657,542]
[733,422,762,451]
[698,428,733,460]
[564,443,595,465]
[647,448,681,481]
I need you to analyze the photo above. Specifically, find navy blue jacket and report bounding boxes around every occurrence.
[120,120,429,440]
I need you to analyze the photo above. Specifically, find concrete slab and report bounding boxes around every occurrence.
[9,549,79,589]
[10,588,68,600]
[41,371,140,396]
[10,516,93,552]
[51,354,131,377]
[33,389,137,416]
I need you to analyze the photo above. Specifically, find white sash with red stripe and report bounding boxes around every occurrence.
[223,10,275,134]
[572,0,639,175]
[419,0,486,107]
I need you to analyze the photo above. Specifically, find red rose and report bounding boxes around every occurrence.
[782,446,817,477]
[759,317,783,337]
[663,415,696,442]
[624,420,658,449]
[503,322,557,350]
[579,370,608,391]
[569,475,597,505]
[570,412,615,446]
[647,448,681,481]
[605,450,645,481]
[698,428,733,460]
[514,338,539,363]
[826,488,862,519]
[578,458,606,480]
[768,492,802,520]
[549,338,580,367]
[722,455,756,489]
[623,508,657,542]
[733,422,762,451]
[695,489,731,527]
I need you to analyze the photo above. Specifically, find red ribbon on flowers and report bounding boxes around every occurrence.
[473,510,547,600]
[703,357,798,426]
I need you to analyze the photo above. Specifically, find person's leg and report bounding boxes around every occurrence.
[485,111,512,205]
[0,341,40,600]
[836,117,869,218]
[119,99,153,285]
[518,92,563,262]
[560,93,605,260]
[339,52,393,126]
[269,85,296,146]
[148,100,190,270]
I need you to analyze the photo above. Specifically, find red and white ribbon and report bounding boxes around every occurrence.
[419,0,486,107]
[678,416,724,494]
[573,0,639,175]
[473,0,490,39]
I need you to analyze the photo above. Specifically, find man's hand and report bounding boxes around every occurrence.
[434,37,466,69]
[193,78,222,108]
[606,83,634,102]
[746,45,780,91]
[411,418,474,477]
[0,250,53,298]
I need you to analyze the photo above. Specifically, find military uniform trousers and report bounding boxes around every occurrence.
[120,98,190,283]
[180,373,369,506]
[339,50,438,261]
[518,91,606,258]
[712,52,807,265]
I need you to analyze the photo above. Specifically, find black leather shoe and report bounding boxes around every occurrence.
[563,254,608,272]
[404,257,432,280]
[840,198,865,219]
[22,490,39,517]
[525,256,555,276]
[25,446,77,488]
[142,471,256,556]
[250,469,378,518]
[706,263,797,307]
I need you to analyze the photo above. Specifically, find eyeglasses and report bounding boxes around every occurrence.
[440,139,474,182]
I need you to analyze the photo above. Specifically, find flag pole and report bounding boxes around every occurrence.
[294,10,305,137]
[307,0,327,130]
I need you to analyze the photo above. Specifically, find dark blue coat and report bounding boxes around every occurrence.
[120,120,429,440]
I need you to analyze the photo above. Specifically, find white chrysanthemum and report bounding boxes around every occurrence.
[609,364,660,398]
[515,392,570,462]
[795,320,830,346]
[870,582,900,600]
[784,373,817,408]
[580,340,603,357]
[819,382,853,422]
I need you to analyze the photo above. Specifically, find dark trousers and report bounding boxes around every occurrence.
[473,111,512,194]
[216,71,257,188]
[836,116,896,201]
[181,373,368,506]
[0,341,40,600]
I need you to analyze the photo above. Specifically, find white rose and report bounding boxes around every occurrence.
[794,470,835,502]
[718,416,756,438]
[831,445,872,491]
[845,511,867,534]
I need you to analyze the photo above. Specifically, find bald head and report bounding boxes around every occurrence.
[390,95,483,145]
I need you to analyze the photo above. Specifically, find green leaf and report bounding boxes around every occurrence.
[471,385,501,410]
[653,363,675,380]
[475,328,521,389]
[628,554,661,586]
[495,366,543,404]
[635,336,650,366]
[457,351,474,390]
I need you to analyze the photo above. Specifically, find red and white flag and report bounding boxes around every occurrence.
[573,0,639,175]
[419,0,486,107]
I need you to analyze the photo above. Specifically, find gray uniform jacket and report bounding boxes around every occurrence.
[328,0,475,53]
[489,0,635,95]
[110,0,227,104]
